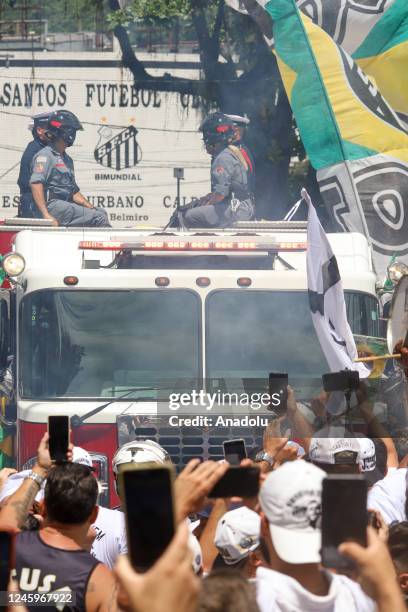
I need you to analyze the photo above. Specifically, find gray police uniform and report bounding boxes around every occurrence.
[30,146,110,227]
[183,146,255,228]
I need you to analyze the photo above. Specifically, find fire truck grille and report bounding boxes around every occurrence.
[117,416,264,470]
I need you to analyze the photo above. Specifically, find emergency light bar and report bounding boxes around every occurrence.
[78,240,307,252]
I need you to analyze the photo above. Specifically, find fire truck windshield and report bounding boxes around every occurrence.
[20,289,201,399]
[19,288,380,400]
[205,290,381,381]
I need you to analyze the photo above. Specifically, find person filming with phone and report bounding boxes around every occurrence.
[13,462,118,612]
[257,461,376,611]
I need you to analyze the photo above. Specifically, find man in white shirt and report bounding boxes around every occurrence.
[367,467,407,524]
[256,461,376,612]
[0,446,127,569]
[90,504,127,569]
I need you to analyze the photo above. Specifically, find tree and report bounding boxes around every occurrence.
[0,0,105,34]
[108,0,309,218]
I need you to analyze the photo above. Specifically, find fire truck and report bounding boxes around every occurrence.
[0,220,381,506]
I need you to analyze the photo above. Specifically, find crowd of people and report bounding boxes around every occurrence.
[2,374,408,612]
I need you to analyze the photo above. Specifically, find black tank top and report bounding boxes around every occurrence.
[15,530,100,612]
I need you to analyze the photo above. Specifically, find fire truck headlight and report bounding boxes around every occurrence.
[388,261,408,285]
[2,252,26,277]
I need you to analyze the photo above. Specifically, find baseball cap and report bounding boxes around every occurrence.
[309,438,361,465]
[72,446,93,469]
[358,438,383,486]
[214,507,260,565]
[28,111,53,132]
[188,532,203,574]
[259,461,325,564]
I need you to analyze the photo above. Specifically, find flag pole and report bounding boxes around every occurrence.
[354,353,401,363]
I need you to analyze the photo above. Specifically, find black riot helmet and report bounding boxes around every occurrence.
[199,112,235,147]
[45,110,84,147]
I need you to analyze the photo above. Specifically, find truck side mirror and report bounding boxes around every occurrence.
[0,295,10,369]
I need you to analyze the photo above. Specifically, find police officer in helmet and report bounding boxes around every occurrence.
[17,111,52,218]
[225,113,255,192]
[30,110,111,227]
[182,112,255,228]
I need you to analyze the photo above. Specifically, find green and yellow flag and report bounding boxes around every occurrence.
[225,0,408,276]
[294,0,408,124]
[262,0,408,277]
[228,1,408,123]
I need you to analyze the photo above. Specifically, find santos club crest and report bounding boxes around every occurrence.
[94,125,142,171]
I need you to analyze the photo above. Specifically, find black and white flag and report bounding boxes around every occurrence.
[305,189,369,377]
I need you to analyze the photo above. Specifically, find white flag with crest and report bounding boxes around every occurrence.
[304,189,369,378]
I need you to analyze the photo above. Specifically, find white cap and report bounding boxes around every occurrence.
[309,438,361,465]
[358,438,384,486]
[72,446,93,468]
[259,461,325,564]
[358,438,376,472]
[188,532,203,574]
[0,447,93,504]
[112,440,169,474]
[214,507,260,565]
[0,470,44,503]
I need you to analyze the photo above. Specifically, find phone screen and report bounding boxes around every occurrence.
[121,466,175,571]
[0,531,13,593]
[208,466,260,498]
[269,373,288,416]
[223,439,247,466]
[48,416,70,462]
[321,475,367,569]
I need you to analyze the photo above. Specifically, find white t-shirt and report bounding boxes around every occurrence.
[91,506,128,568]
[256,567,375,612]
[367,467,407,524]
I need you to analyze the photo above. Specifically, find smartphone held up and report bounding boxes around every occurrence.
[208,466,260,499]
[48,415,70,463]
[321,474,368,570]
[223,439,247,466]
[322,371,360,393]
[268,372,288,417]
[120,464,176,572]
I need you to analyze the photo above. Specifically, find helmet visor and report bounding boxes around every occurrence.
[61,127,77,146]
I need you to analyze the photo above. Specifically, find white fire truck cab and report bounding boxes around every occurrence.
[0,222,380,506]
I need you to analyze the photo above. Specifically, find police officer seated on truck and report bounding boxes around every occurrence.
[17,111,52,218]
[181,112,255,228]
[225,113,255,193]
[30,110,111,227]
